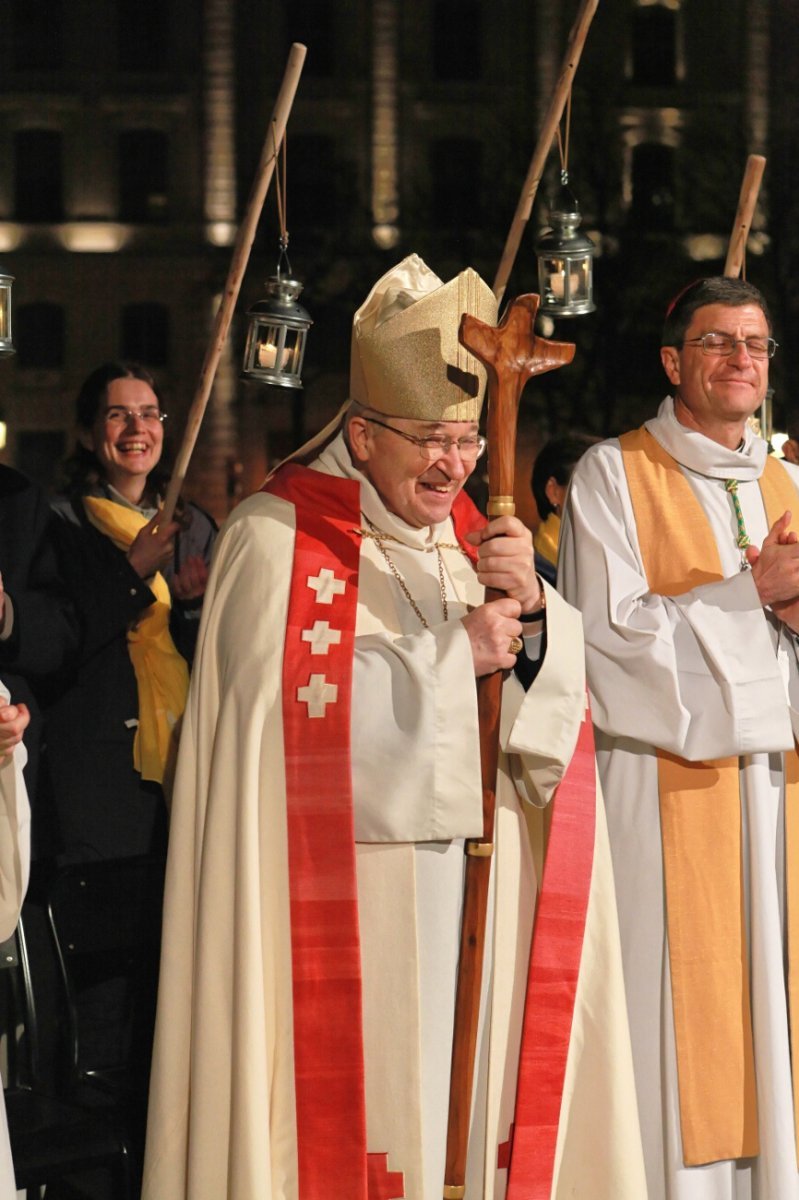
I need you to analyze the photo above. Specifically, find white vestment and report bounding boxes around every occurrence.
[0,682,30,1200]
[143,432,645,1200]
[559,396,799,1200]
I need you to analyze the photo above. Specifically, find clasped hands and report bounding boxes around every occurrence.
[748,510,799,632]
[460,516,543,677]
[127,511,209,602]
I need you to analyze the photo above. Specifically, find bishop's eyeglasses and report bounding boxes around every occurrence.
[365,416,487,462]
[682,332,778,360]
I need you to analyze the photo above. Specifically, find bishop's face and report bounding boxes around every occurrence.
[660,302,771,447]
[347,414,478,529]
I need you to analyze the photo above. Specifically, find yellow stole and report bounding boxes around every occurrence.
[620,427,799,1166]
[533,511,560,568]
[83,496,189,786]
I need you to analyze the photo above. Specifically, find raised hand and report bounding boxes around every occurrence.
[747,510,799,631]
[0,701,29,762]
[171,554,209,603]
[127,510,181,580]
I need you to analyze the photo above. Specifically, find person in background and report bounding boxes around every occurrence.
[530,433,598,585]
[43,361,216,864]
[0,466,78,826]
[143,255,645,1200]
[560,275,799,1198]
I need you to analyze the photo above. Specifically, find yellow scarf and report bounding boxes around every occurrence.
[533,511,560,567]
[83,496,189,786]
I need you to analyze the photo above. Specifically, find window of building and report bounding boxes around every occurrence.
[118,131,169,222]
[432,1,482,81]
[15,303,66,369]
[14,130,64,222]
[120,303,170,366]
[117,0,168,71]
[631,5,677,86]
[431,138,483,230]
[631,142,676,229]
[284,0,334,77]
[11,0,64,71]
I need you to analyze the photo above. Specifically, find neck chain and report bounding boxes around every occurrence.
[725,479,751,571]
[360,516,452,629]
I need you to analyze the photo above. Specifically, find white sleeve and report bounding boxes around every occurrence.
[558,443,794,760]
[0,682,30,942]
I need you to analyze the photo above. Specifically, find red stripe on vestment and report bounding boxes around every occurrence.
[506,709,596,1199]
[366,1153,405,1199]
[265,464,368,1200]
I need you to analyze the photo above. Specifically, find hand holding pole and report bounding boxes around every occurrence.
[443,297,574,1199]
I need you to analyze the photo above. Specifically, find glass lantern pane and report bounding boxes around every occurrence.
[0,288,8,339]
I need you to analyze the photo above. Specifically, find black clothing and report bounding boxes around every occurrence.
[43,496,216,863]
[0,465,79,805]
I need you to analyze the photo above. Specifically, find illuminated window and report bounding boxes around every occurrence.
[11,0,64,71]
[631,5,677,86]
[15,131,63,222]
[121,303,170,366]
[631,142,675,229]
[15,303,66,369]
[118,131,169,222]
[432,1,482,80]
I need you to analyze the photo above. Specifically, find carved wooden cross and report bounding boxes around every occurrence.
[461,293,575,522]
[444,294,574,1200]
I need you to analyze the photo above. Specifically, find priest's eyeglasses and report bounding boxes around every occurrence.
[104,406,168,426]
[366,417,487,462]
[682,332,778,359]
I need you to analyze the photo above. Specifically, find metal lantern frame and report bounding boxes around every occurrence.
[535,172,596,318]
[0,262,14,358]
[241,234,312,390]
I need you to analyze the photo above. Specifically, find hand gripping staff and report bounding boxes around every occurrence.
[443,295,574,1199]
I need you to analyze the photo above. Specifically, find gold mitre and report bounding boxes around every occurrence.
[350,253,497,422]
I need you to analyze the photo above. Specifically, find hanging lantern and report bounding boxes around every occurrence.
[241,227,312,389]
[535,172,596,318]
[0,263,15,358]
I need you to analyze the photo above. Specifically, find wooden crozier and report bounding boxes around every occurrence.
[443,295,574,1200]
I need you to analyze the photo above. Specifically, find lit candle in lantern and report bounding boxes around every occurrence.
[258,341,284,369]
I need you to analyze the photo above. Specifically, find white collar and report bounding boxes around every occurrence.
[644,396,767,481]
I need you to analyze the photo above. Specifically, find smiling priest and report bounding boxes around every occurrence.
[142,255,646,1200]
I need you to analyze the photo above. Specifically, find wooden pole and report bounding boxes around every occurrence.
[160,42,307,524]
[443,298,574,1199]
[724,153,766,279]
[492,0,600,305]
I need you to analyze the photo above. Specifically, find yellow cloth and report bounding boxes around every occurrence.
[620,427,799,1165]
[533,511,560,568]
[83,496,189,785]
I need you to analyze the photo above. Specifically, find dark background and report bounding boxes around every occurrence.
[0,0,795,524]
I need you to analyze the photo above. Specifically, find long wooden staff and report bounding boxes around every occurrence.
[493,0,599,304]
[443,297,574,1199]
[160,42,307,524]
[724,154,766,279]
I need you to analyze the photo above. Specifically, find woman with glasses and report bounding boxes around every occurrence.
[43,361,217,864]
